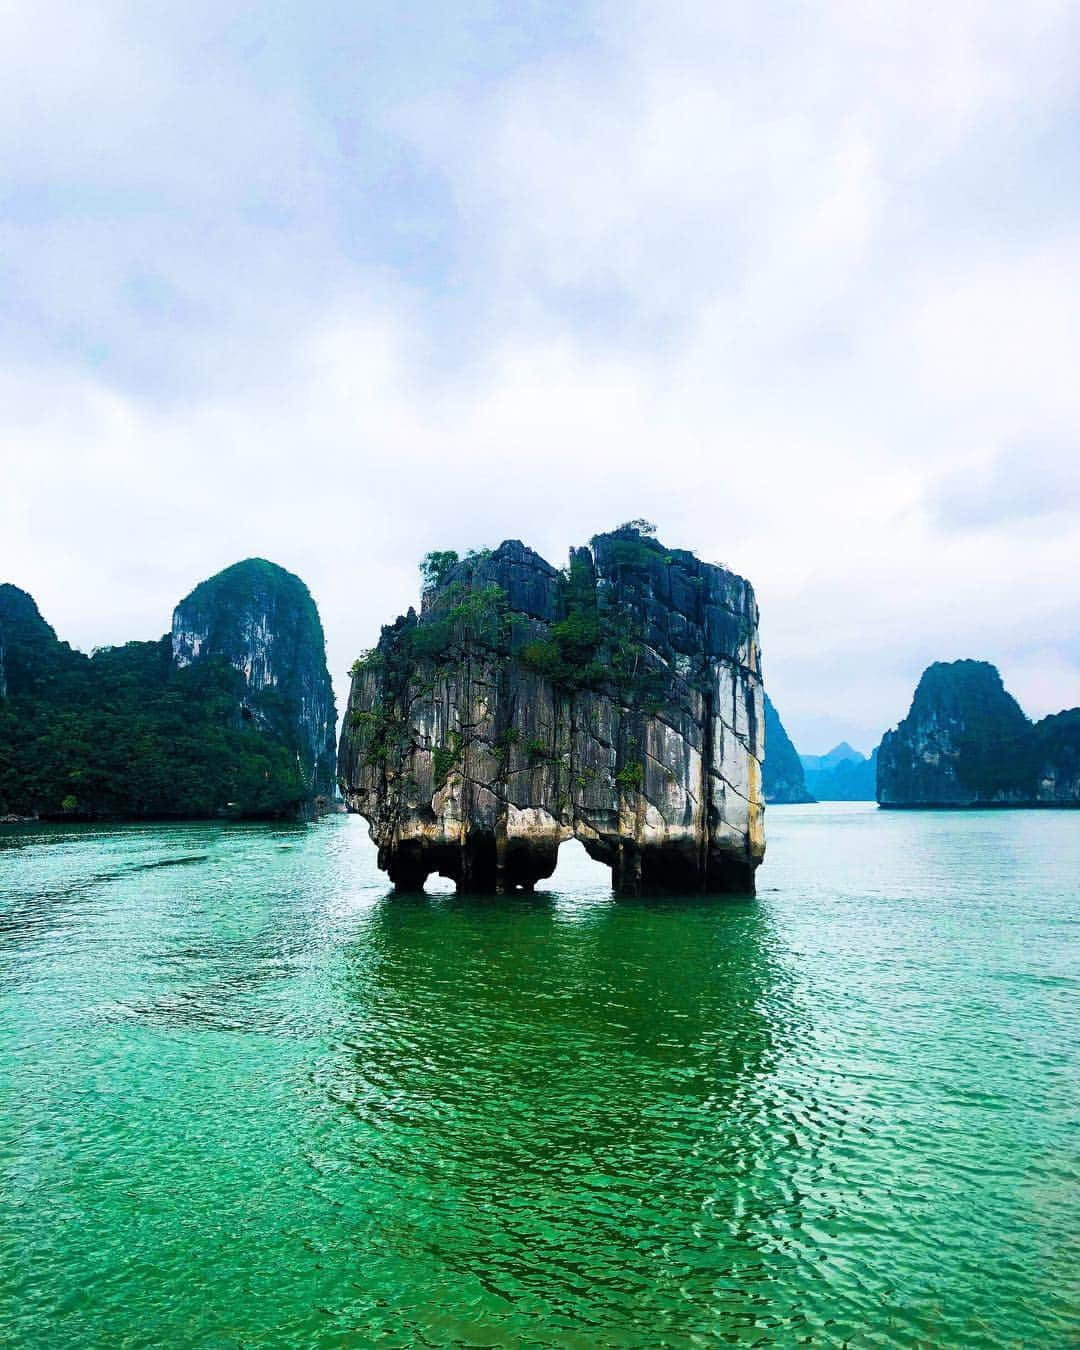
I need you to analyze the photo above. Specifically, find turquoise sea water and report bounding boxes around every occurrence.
[2,804,1078,1347]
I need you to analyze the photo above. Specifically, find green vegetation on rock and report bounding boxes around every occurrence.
[615,761,645,791]
[0,561,336,821]
[419,551,460,591]
[0,628,304,820]
[171,558,337,796]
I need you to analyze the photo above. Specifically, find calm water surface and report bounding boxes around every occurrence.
[2,805,1078,1347]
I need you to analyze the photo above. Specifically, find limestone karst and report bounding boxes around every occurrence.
[172,558,337,798]
[877,660,1080,806]
[338,526,765,894]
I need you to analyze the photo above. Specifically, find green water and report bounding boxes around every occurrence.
[2,806,1077,1347]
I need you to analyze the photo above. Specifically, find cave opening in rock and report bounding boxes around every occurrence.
[539,838,612,894]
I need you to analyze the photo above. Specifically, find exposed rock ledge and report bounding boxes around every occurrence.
[338,527,764,894]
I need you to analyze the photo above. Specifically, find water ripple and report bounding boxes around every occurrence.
[1,809,1078,1346]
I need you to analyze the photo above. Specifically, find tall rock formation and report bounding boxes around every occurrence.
[762,695,814,803]
[878,660,1080,806]
[339,527,764,894]
[172,559,337,797]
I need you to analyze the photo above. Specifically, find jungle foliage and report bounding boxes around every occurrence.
[0,621,307,820]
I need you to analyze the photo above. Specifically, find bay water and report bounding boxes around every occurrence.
[2,804,1077,1346]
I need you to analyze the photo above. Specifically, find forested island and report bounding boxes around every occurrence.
[0,560,335,821]
[877,660,1080,807]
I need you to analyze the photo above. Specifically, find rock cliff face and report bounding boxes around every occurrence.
[172,559,337,796]
[338,528,764,894]
[878,660,1080,806]
[762,695,814,803]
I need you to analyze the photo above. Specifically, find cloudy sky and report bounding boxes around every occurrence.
[3,0,1078,753]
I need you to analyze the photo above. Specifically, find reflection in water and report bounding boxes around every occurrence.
[315,888,800,1340]
[2,809,1078,1347]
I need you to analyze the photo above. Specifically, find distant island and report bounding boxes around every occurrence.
[801,743,878,801]
[765,658,1080,809]
[877,660,1079,807]
[0,560,335,821]
[762,698,877,802]
[762,695,814,802]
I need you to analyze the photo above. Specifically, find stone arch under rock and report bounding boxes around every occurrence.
[376,815,756,897]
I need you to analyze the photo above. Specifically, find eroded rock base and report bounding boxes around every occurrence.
[382,835,756,896]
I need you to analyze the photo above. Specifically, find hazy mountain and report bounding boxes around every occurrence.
[801,742,877,800]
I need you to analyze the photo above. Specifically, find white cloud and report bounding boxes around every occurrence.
[1,0,1079,753]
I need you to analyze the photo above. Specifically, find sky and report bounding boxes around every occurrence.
[2,0,1079,754]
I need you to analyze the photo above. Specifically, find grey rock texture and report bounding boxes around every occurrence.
[878,659,1080,806]
[339,528,764,894]
[172,558,337,796]
[763,695,814,803]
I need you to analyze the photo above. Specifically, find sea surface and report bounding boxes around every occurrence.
[2,804,1078,1347]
